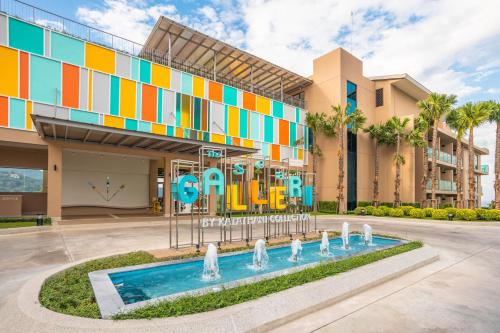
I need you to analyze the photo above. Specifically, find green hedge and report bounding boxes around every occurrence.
[389,208,404,217]
[318,201,338,213]
[431,209,448,220]
[409,208,426,219]
[0,217,52,224]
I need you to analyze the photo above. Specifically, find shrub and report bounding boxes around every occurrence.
[389,208,404,217]
[431,209,448,220]
[365,206,375,215]
[400,206,414,216]
[378,206,391,215]
[423,208,434,217]
[483,209,500,221]
[455,209,477,221]
[372,208,385,216]
[357,201,372,207]
[353,207,366,215]
[474,208,487,220]
[445,207,457,217]
[319,201,337,213]
[409,208,426,219]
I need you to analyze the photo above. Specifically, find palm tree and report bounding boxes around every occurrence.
[417,93,457,208]
[363,123,390,207]
[446,108,468,208]
[461,102,491,208]
[324,105,366,213]
[412,113,431,207]
[304,112,327,211]
[385,116,410,208]
[488,101,500,209]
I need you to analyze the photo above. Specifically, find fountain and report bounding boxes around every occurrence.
[319,231,330,256]
[363,224,373,245]
[202,243,220,281]
[252,239,269,269]
[290,239,302,262]
[341,222,349,250]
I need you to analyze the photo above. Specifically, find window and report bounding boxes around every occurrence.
[376,88,383,107]
[0,167,46,193]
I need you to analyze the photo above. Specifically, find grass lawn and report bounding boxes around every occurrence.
[0,221,37,228]
[39,239,422,320]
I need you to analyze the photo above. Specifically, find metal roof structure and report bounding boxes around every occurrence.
[140,16,312,107]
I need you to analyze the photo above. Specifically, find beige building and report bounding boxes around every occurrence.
[301,48,489,210]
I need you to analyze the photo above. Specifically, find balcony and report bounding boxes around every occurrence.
[426,179,457,192]
[427,147,457,166]
[474,164,489,175]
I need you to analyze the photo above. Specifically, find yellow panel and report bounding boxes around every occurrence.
[175,127,183,138]
[26,101,32,130]
[211,133,225,144]
[0,46,18,97]
[298,148,303,160]
[104,115,124,128]
[152,123,166,135]
[256,96,270,115]
[120,78,136,118]
[151,64,170,89]
[228,106,239,137]
[181,95,191,128]
[192,76,204,98]
[85,43,115,74]
[242,139,253,148]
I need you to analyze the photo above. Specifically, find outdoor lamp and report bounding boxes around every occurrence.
[302,232,306,240]
[265,236,269,244]
[36,214,44,226]
[289,234,293,241]
[217,241,221,250]
[361,208,366,216]
[195,244,200,253]
[245,238,249,247]
[448,213,453,221]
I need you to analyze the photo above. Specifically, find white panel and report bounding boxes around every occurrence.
[163,89,176,126]
[299,109,306,124]
[273,118,279,144]
[92,71,110,114]
[0,14,8,45]
[296,124,304,141]
[284,104,295,121]
[281,146,292,161]
[79,68,88,110]
[211,102,225,134]
[259,114,265,142]
[170,69,181,92]
[62,151,149,208]
[116,53,131,78]
[44,29,50,57]
[237,90,243,108]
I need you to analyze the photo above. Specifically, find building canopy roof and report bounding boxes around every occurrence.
[369,74,431,101]
[141,16,312,105]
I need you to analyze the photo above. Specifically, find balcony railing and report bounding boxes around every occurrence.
[426,179,457,192]
[0,0,306,109]
[427,147,457,165]
[474,164,489,174]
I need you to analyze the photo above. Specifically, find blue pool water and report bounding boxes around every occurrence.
[109,235,402,304]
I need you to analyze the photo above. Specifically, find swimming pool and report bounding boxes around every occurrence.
[95,235,402,310]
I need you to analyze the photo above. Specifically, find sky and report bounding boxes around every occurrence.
[26,0,500,205]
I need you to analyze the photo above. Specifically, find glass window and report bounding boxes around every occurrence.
[376,88,383,107]
[0,167,46,193]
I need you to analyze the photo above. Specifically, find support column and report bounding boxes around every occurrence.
[149,159,159,206]
[47,143,62,222]
[163,155,172,216]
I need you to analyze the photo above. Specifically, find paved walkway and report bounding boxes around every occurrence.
[0,216,499,332]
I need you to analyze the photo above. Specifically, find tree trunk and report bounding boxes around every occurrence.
[431,121,438,208]
[394,134,401,207]
[312,133,318,212]
[373,140,380,207]
[495,122,500,209]
[468,127,476,208]
[420,130,429,208]
[337,125,345,213]
[456,138,463,208]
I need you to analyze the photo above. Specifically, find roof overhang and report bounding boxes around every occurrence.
[31,115,257,157]
[369,74,430,101]
[141,16,312,97]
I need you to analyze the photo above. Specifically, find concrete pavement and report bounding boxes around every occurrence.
[0,216,499,332]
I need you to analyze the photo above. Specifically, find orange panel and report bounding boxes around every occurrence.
[62,63,80,108]
[19,52,29,99]
[26,101,32,130]
[242,92,256,111]
[232,137,240,146]
[0,96,7,127]
[208,81,222,102]
[141,84,157,122]
[279,119,289,146]
[298,149,303,160]
[271,144,280,161]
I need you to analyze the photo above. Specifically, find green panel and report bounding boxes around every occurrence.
[272,101,283,118]
[175,93,181,127]
[183,128,190,138]
[140,59,151,83]
[181,73,192,95]
[157,89,163,123]
[203,132,210,142]
[290,122,297,147]
[167,125,174,136]
[110,76,120,116]
[125,119,138,131]
[51,32,84,66]
[223,85,237,106]
[9,98,25,129]
[70,109,99,124]
[131,58,140,81]
[193,97,201,130]
[30,55,61,105]
[9,18,43,55]
[239,108,248,138]
[138,121,151,132]
[264,115,274,143]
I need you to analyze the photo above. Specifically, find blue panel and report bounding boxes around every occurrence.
[131,58,140,81]
[140,59,151,83]
[295,107,300,123]
[51,32,84,66]
[157,89,163,123]
[223,85,237,106]
[261,143,269,158]
[272,101,283,118]
[70,109,99,124]
[250,112,260,141]
[167,125,174,136]
[264,115,274,143]
[290,122,297,147]
[125,119,138,131]
[239,108,248,138]
[30,55,61,105]
[138,121,151,132]
[9,98,25,129]
[9,18,43,55]
[181,73,193,95]
[110,76,120,116]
